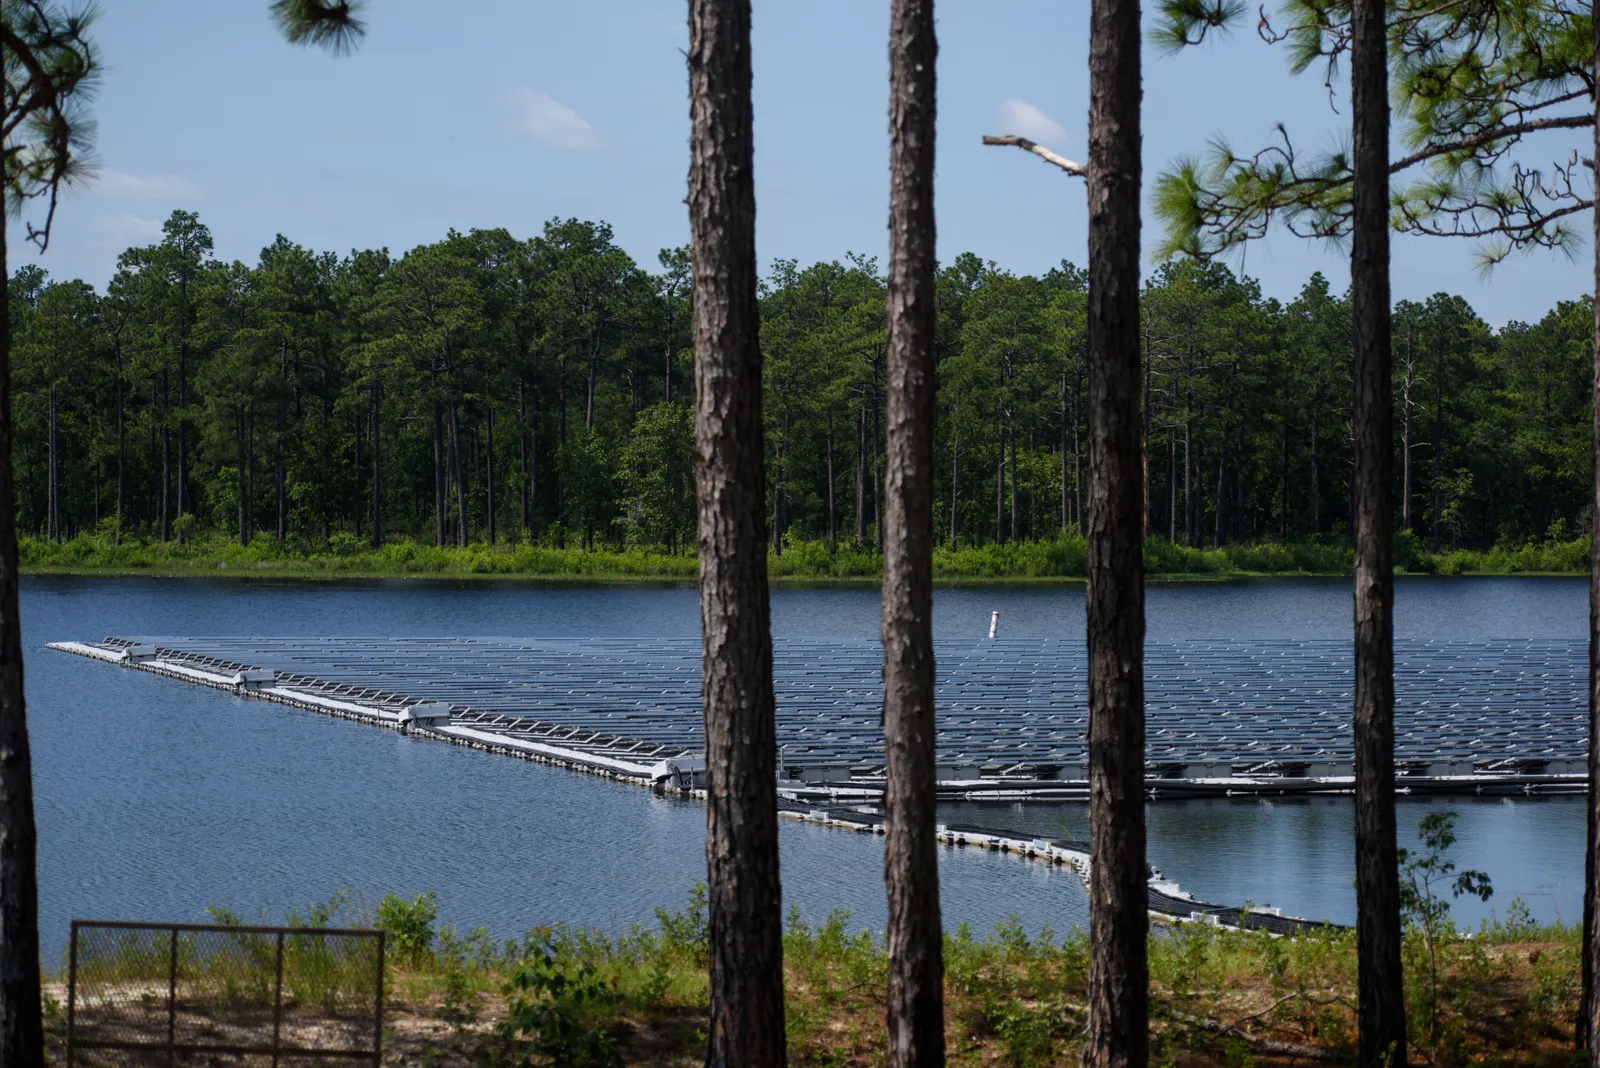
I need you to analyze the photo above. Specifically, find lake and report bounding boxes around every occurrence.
[28,574,1587,959]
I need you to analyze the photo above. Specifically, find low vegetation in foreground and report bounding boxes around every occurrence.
[16,528,1591,581]
[43,884,1583,1067]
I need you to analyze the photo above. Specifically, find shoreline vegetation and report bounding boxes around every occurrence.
[44,887,1579,1066]
[17,529,1591,583]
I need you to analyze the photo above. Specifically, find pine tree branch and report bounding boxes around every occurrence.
[981,135,1087,177]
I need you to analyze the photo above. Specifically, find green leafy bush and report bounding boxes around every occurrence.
[376,891,439,966]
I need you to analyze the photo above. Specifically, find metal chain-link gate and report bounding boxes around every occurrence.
[66,920,384,1066]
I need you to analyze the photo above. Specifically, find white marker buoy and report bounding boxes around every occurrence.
[989,611,999,640]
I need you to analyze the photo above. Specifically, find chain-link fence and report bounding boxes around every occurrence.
[66,920,384,1067]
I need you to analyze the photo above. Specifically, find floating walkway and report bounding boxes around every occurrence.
[51,634,1588,934]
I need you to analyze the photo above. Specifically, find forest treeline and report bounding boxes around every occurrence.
[10,209,1591,561]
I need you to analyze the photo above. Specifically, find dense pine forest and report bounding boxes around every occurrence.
[8,209,1591,573]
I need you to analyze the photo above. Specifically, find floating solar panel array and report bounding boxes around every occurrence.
[63,635,1587,778]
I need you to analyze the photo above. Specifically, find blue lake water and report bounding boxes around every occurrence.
[27,574,1588,959]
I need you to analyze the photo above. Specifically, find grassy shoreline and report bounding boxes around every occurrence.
[16,529,1590,584]
[45,888,1580,1066]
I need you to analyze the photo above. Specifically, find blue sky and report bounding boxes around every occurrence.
[13,0,1589,325]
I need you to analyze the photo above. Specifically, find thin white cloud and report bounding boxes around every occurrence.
[501,88,604,152]
[998,99,1067,145]
[94,170,201,201]
[92,214,163,248]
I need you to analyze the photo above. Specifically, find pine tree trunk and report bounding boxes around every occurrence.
[176,343,187,543]
[238,404,248,546]
[115,350,125,540]
[1432,361,1444,551]
[1279,419,1288,538]
[247,406,255,545]
[883,2,943,1060]
[1074,375,1084,533]
[826,410,836,546]
[950,428,959,544]
[1061,375,1070,534]
[994,451,1004,545]
[486,405,496,545]
[771,452,783,556]
[160,405,170,544]
[1579,12,1600,1055]
[433,399,445,547]
[1168,433,1177,543]
[147,380,156,530]
[519,382,529,534]
[688,2,786,1063]
[1142,358,1151,538]
[1213,433,1226,548]
[1402,365,1414,531]
[1235,419,1246,542]
[873,378,883,553]
[449,399,468,547]
[1084,0,1148,1062]
[1008,424,1019,544]
[856,406,867,545]
[46,386,56,543]
[1311,396,1322,535]
[275,350,286,542]
[371,386,381,549]
[1351,0,1405,1062]
[0,192,43,1068]
[530,386,540,538]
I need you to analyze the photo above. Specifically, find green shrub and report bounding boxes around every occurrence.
[498,933,622,1068]
[376,891,439,966]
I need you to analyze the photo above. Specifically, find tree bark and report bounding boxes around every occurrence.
[176,335,187,543]
[486,404,496,545]
[371,385,381,548]
[1351,1,1406,1063]
[1310,393,1322,534]
[0,179,44,1068]
[1142,356,1151,538]
[950,427,959,544]
[46,385,55,542]
[856,405,867,545]
[1432,349,1444,551]
[1580,10,1600,1055]
[1084,0,1148,1064]
[826,410,836,546]
[237,404,248,546]
[1213,432,1227,548]
[688,1,786,1064]
[432,399,445,547]
[1074,373,1084,533]
[1008,423,1019,543]
[873,373,884,553]
[1169,432,1177,542]
[160,383,170,543]
[114,344,124,539]
[275,349,286,542]
[530,385,540,538]
[1402,356,1415,532]
[1061,375,1071,534]
[247,405,254,544]
[883,1,943,1062]
[449,399,468,547]
[519,382,529,534]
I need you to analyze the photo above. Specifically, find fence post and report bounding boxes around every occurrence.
[65,921,79,1068]
[271,930,285,1068]
[373,930,385,1063]
[165,927,179,1068]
